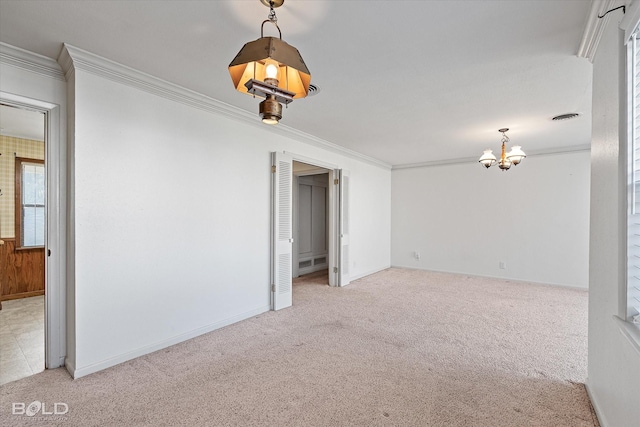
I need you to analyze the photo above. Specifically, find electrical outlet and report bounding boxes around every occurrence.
[415,251,421,260]
[499,261,506,270]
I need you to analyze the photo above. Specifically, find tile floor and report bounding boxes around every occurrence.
[0,296,45,385]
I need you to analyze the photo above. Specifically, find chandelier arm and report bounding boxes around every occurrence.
[261,19,282,39]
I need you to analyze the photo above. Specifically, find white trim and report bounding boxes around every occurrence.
[291,151,335,283]
[349,265,391,282]
[337,169,351,287]
[288,151,339,171]
[390,264,588,290]
[614,315,640,356]
[578,0,623,62]
[293,170,331,278]
[0,91,60,112]
[329,169,339,287]
[392,144,591,170]
[0,43,65,81]
[44,105,66,370]
[57,44,391,171]
[584,382,606,427]
[64,359,75,379]
[70,305,270,379]
[621,0,640,43]
[294,167,329,176]
[282,151,340,287]
[0,92,67,370]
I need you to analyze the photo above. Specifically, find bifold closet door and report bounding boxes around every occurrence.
[272,152,293,310]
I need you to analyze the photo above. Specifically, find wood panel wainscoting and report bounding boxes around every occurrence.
[0,238,45,305]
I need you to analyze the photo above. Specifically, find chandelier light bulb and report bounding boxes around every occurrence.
[265,63,279,80]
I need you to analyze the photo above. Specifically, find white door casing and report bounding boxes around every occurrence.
[272,152,343,295]
[271,152,293,310]
[292,174,299,279]
[328,169,339,287]
[338,169,350,287]
[0,92,66,369]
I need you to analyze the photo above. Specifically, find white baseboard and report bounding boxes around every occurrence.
[389,264,588,290]
[71,305,270,379]
[349,265,391,282]
[65,358,76,378]
[584,380,606,427]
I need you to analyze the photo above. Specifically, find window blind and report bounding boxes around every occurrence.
[20,162,45,247]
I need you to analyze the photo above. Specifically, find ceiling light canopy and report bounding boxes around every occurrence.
[228,0,311,125]
[479,128,526,171]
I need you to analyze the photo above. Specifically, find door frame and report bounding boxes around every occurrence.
[271,152,341,312]
[292,165,330,279]
[1,92,66,369]
[288,153,340,289]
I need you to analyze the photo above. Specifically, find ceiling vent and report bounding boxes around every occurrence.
[307,84,321,96]
[552,113,580,121]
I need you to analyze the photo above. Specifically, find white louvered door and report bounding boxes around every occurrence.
[338,169,351,287]
[272,152,293,310]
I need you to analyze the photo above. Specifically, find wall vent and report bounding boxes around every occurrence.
[299,260,312,268]
[552,113,580,121]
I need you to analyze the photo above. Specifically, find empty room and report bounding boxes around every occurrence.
[0,1,638,426]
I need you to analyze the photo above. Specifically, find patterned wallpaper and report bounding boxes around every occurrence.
[0,136,45,239]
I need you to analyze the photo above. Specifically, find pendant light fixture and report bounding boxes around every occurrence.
[228,0,311,125]
[479,128,526,171]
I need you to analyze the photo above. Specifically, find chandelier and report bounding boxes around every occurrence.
[478,128,526,170]
[228,0,311,125]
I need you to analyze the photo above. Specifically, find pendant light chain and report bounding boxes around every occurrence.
[260,1,282,39]
[500,129,509,145]
[268,2,278,23]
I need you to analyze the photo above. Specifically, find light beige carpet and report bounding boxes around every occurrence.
[0,268,597,426]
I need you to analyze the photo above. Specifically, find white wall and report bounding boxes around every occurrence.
[391,150,590,288]
[587,10,640,427]
[62,47,391,377]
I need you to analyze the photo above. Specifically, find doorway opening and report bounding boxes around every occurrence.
[293,161,330,287]
[271,152,350,311]
[0,104,46,385]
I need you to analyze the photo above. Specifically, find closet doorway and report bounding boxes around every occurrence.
[293,162,329,284]
[271,152,350,311]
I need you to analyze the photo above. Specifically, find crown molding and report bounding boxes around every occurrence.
[577,0,625,62]
[57,45,74,81]
[392,144,591,170]
[270,124,391,169]
[58,44,391,170]
[0,42,65,81]
[621,0,640,42]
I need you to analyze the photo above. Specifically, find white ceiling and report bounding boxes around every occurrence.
[0,0,592,166]
[0,104,45,141]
